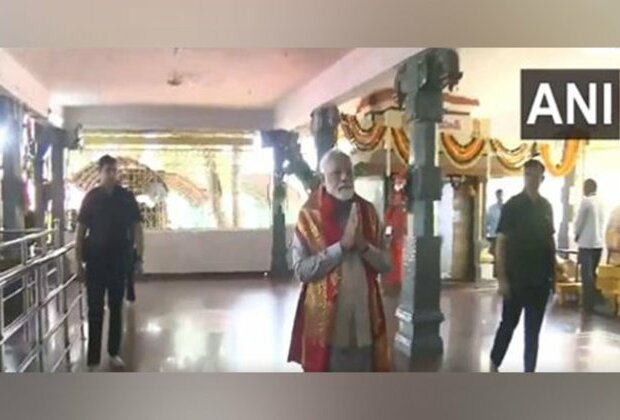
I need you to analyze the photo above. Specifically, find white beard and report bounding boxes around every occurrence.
[334,188,354,201]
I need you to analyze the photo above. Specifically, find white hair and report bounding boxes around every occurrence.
[319,148,351,174]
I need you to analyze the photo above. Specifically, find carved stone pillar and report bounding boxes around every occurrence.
[310,105,340,169]
[393,49,462,370]
[261,129,298,279]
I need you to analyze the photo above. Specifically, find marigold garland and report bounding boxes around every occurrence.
[489,139,531,157]
[489,139,533,172]
[391,128,410,163]
[539,139,581,177]
[338,114,581,178]
[439,133,486,167]
[340,114,386,151]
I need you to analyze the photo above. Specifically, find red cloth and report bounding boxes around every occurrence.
[383,204,407,285]
[288,187,390,372]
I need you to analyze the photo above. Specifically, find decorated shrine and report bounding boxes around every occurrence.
[337,87,585,284]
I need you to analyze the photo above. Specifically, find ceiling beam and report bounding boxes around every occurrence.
[0,48,51,118]
[81,130,254,147]
[63,105,274,132]
[274,48,424,129]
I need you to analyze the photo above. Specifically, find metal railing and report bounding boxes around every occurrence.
[0,223,60,268]
[0,241,85,372]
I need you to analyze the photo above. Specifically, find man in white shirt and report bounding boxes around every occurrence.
[574,179,606,313]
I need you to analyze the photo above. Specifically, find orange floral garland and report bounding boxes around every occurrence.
[439,133,486,167]
[340,114,386,151]
[338,114,580,177]
[489,139,533,172]
[391,128,410,162]
[539,139,581,177]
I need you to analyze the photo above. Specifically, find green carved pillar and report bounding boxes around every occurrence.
[262,129,298,279]
[282,138,321,192]
[393,49,462,370]
[310,105,340,169]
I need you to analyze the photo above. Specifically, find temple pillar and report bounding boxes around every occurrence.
[558,169,576,251]
[33,121,53,228]
[204,152,226,228]
[46,125,68,245]
[471,178,484,283]
[451,178,476,282]
[558,141,586,252]
[231,146,241,228]
[392,49,462,370]
[33,149,45,228]
[310,105,339,169]
[0,96,25,234]
[261,129,298,279]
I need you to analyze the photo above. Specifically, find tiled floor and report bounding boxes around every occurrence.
[5,278,620,372]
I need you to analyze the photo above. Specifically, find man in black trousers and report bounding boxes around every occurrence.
[490,159,556,373]
[126,247,143,303]
[75,155,144,371]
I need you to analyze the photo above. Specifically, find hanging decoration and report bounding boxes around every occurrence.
[439,133,486,169]
[340,107,582,177]
[489,139,533,172]
[390,128,410,163]
[539,139,581,177]
[339,114,387,151]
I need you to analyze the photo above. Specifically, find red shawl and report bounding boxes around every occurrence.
[287,187,390,372]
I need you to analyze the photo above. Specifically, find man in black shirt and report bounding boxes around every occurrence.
[489,159,556,373]
[75,155,144,371]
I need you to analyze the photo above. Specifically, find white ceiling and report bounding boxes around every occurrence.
[7,48,351,109]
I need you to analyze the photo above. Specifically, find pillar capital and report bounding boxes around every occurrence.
[310,105,339,169]
[394,48,461,123]
[260,129,299,149]
[310,105,339,135]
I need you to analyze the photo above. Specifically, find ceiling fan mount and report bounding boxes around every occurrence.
[167,72,184,87]
[167,48,184,87]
